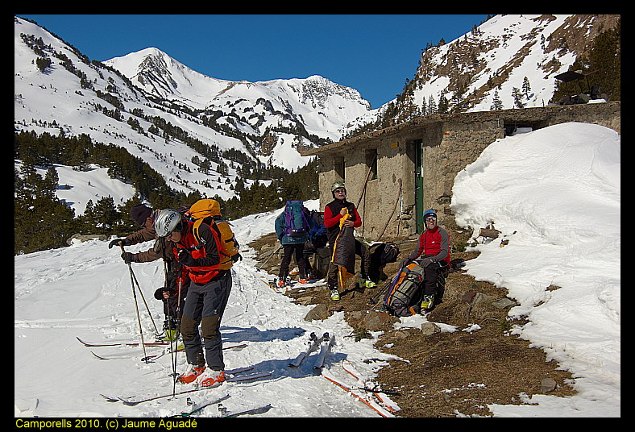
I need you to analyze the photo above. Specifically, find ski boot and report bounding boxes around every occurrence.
[162,317,179,342]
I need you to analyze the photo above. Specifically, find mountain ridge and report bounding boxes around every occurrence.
[104,47,372,141]
[15,14,619,207]
[368,14,619,129]
[15,16,372,203]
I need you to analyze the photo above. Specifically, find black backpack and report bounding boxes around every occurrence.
[367,242,400,283]
[380,242,399,265]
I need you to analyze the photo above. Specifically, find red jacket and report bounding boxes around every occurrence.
[323,199,362,245]
[410,226,451,265]
[172,221,226,284]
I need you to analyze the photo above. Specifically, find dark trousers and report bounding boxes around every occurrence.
[279,243,307,280]
[180,272,232,370]
[327,239,370,289]
[422,261,450,298]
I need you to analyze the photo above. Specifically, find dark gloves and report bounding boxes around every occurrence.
[154,288,164,300]
[178,249,195,266]
[400,257,412,268]
[121,251,135,264]
[232,253,243,263]
[109,238,129,249]
[420,257,435,268]
[154,287,175,301]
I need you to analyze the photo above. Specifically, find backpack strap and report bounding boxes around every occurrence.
[301,207,311,230]
[191,217,211,248]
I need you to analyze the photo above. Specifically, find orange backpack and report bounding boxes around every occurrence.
[383,262,426,316]
[187,199,240,271]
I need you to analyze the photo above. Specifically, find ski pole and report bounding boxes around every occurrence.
[369,262,404,307]
[126,266,162,338]
[368,279,392,307]
[171,275,183,396]
[121,244,149,363]
[261,244,282,267]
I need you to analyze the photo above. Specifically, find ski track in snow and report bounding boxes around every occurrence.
[14,223,394,417]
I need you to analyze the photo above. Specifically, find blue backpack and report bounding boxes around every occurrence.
[307,210,328,247]
[284,201,309,237]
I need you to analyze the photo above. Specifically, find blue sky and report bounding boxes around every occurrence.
[20,14,488,109]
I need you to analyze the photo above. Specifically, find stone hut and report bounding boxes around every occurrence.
[300,102,620,240]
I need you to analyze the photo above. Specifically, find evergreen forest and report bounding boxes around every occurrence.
[14,131,318,255]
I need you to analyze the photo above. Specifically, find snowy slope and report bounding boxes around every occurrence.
[15,123,620,418]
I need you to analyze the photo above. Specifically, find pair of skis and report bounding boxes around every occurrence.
[77,336,246,350]
[289,329,399,417]
[174,395,273,418]
[78,336,247,361]
[321,361,400,418]
[288,332,334,369]
[217,403,273,418]
[101,366,273,406]
[90,343,247,361]
[76,336,169,348]
[172,393,230,417]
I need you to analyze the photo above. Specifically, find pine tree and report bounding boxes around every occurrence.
[438,93,449,114]
[512,87,524,108]
[92,197,119,233]
[491,90,503,110]
[522,77,532,99]
[81,200,98,232]
[43,167,59,200]
[14,163,78,254]
[427,95,437,115]
[36,57,51,72]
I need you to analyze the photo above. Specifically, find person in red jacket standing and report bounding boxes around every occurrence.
[323,181,373,301]
[403,208,451,311]
[154,208,232,388]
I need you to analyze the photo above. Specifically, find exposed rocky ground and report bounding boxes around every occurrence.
[248,216,576,417]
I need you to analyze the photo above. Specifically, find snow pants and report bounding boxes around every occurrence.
[180,272,232,370]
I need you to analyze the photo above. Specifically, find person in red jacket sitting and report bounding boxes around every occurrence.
[403,208,451,311]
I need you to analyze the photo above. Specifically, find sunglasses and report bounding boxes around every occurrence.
[334,189,346,194]
[169,221,183,234]
[425,216,437,222]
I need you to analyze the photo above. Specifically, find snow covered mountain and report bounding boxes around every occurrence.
[14,14,618,210]
[105,47,371,142]
[14,16,373,204]
[414,14,618,111]
[366,14,620,129]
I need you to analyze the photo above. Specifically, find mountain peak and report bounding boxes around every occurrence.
[105,47,371,131]
[15,15,373,203]
[15,14,618,208]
